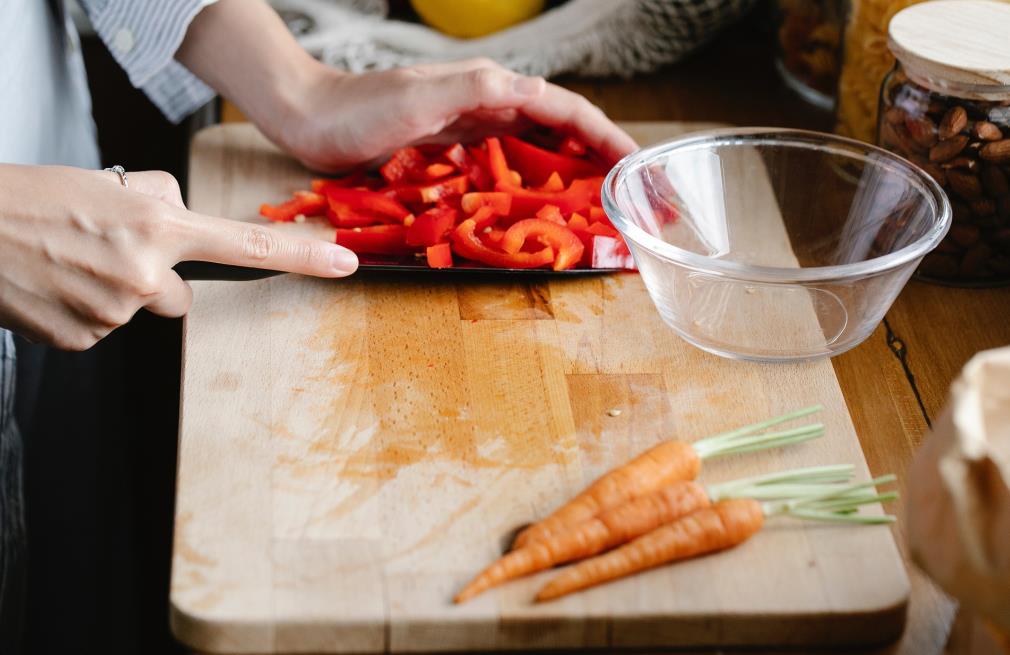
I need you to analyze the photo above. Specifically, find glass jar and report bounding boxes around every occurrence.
[876,1,1010,285]
[835,0,924,142]
[775,0,847,110]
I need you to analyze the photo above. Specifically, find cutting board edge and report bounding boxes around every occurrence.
[169,592,910,654]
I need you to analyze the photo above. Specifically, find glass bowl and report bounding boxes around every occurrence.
[602,128,951,362]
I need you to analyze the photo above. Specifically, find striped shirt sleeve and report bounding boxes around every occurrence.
[77,0,219,123]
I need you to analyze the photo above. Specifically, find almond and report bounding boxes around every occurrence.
[970,198,996,216]
[947,169,983,199]
[973,121,1004,141]
[940,156,979,172]
[929,135,970,163]
[884,107,906,126]
[939,106,969,139]
[948,223,980,248]
[980,139,1010,163]
[981,164,1010,196]
[960,243,994,278]
[904,116,938,148]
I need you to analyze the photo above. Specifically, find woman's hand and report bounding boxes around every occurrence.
[176,1,638,173]
[277,59,639,173]
[0,165,357,350]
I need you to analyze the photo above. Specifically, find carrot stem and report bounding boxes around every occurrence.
[693,405,823,450]
[706,464,854,502]
[762,475,899,524]
[693,424,825,460]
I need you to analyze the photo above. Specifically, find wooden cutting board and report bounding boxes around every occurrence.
[172,122,910,654]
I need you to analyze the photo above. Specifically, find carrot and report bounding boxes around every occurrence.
[456,481,709,603]
[535,475,898,602]
[536,499,764,602]
[454,464,853,603]
[511,406,825,549]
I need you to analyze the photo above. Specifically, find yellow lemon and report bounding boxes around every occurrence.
[410,0,545,39]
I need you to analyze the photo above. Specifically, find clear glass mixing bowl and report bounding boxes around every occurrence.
[602,128,951,362]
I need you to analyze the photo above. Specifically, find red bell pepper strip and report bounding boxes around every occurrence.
[558,136,587,158]
[335,225,414,255]
[323,187,411,221]
[426,243,454,269]
[502,183,594,218]
[485,137,515,186]
[386,174,469,204]
[444,143,493,191]
[451,219,554,269]
[501,135,603,186]
[481,226,507,249]
[535,204,566,225]
[461,191,511,216]
[468,206,499,230]
[259,191,327,222]
[326,205,399,228]
[380,147,428,184]
[406,206,457,247]
[501,218,584,271]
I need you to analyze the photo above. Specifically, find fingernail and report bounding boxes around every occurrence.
[513,76,543,96]
[331,247,359,275]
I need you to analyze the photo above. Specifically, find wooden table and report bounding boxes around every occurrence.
[212,22,1010,655]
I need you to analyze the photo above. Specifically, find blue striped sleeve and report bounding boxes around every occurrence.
[78,0,219,123]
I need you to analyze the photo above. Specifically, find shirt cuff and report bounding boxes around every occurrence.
[86,0,219,123]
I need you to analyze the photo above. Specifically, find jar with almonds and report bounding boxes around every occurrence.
[877,0,1010,285]
[775,0,846,109]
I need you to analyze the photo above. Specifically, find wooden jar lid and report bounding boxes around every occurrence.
[888,0,1010,91]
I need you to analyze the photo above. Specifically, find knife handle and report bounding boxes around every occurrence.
[174,261,284,281]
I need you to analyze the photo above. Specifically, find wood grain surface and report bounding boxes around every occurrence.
[173,122,910,654]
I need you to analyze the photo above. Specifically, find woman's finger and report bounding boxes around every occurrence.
[176,209,359,277]
[519,83,639,164]
[421,67,637,165]
[145,270,194,318]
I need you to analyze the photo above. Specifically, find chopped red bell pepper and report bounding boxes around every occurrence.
[501,135,604,186]
[568,176,604,206]
[311,173,368,193]
[444,144,493,191]
[536,204,566,225]
[501,218,584,271]
[380,147,428,184]
[461,191,511,216]
[558,136,587,158]
[578,234,636,269]
[259,191,327,222]
[584,221,619,238]
[451,219,554,269]
[424,162,455,180]
[568,212,589,231]
[502,183,594,218]
[387,174,469,204]
[589,206,611,225]
[326,204,400,228]
[335,224,414,255]
[535,171,564,192]
[425,243,453,269]
[323,187,411,221]
[406,206,457,247]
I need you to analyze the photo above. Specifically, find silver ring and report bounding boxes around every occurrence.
[104,165,128,189]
